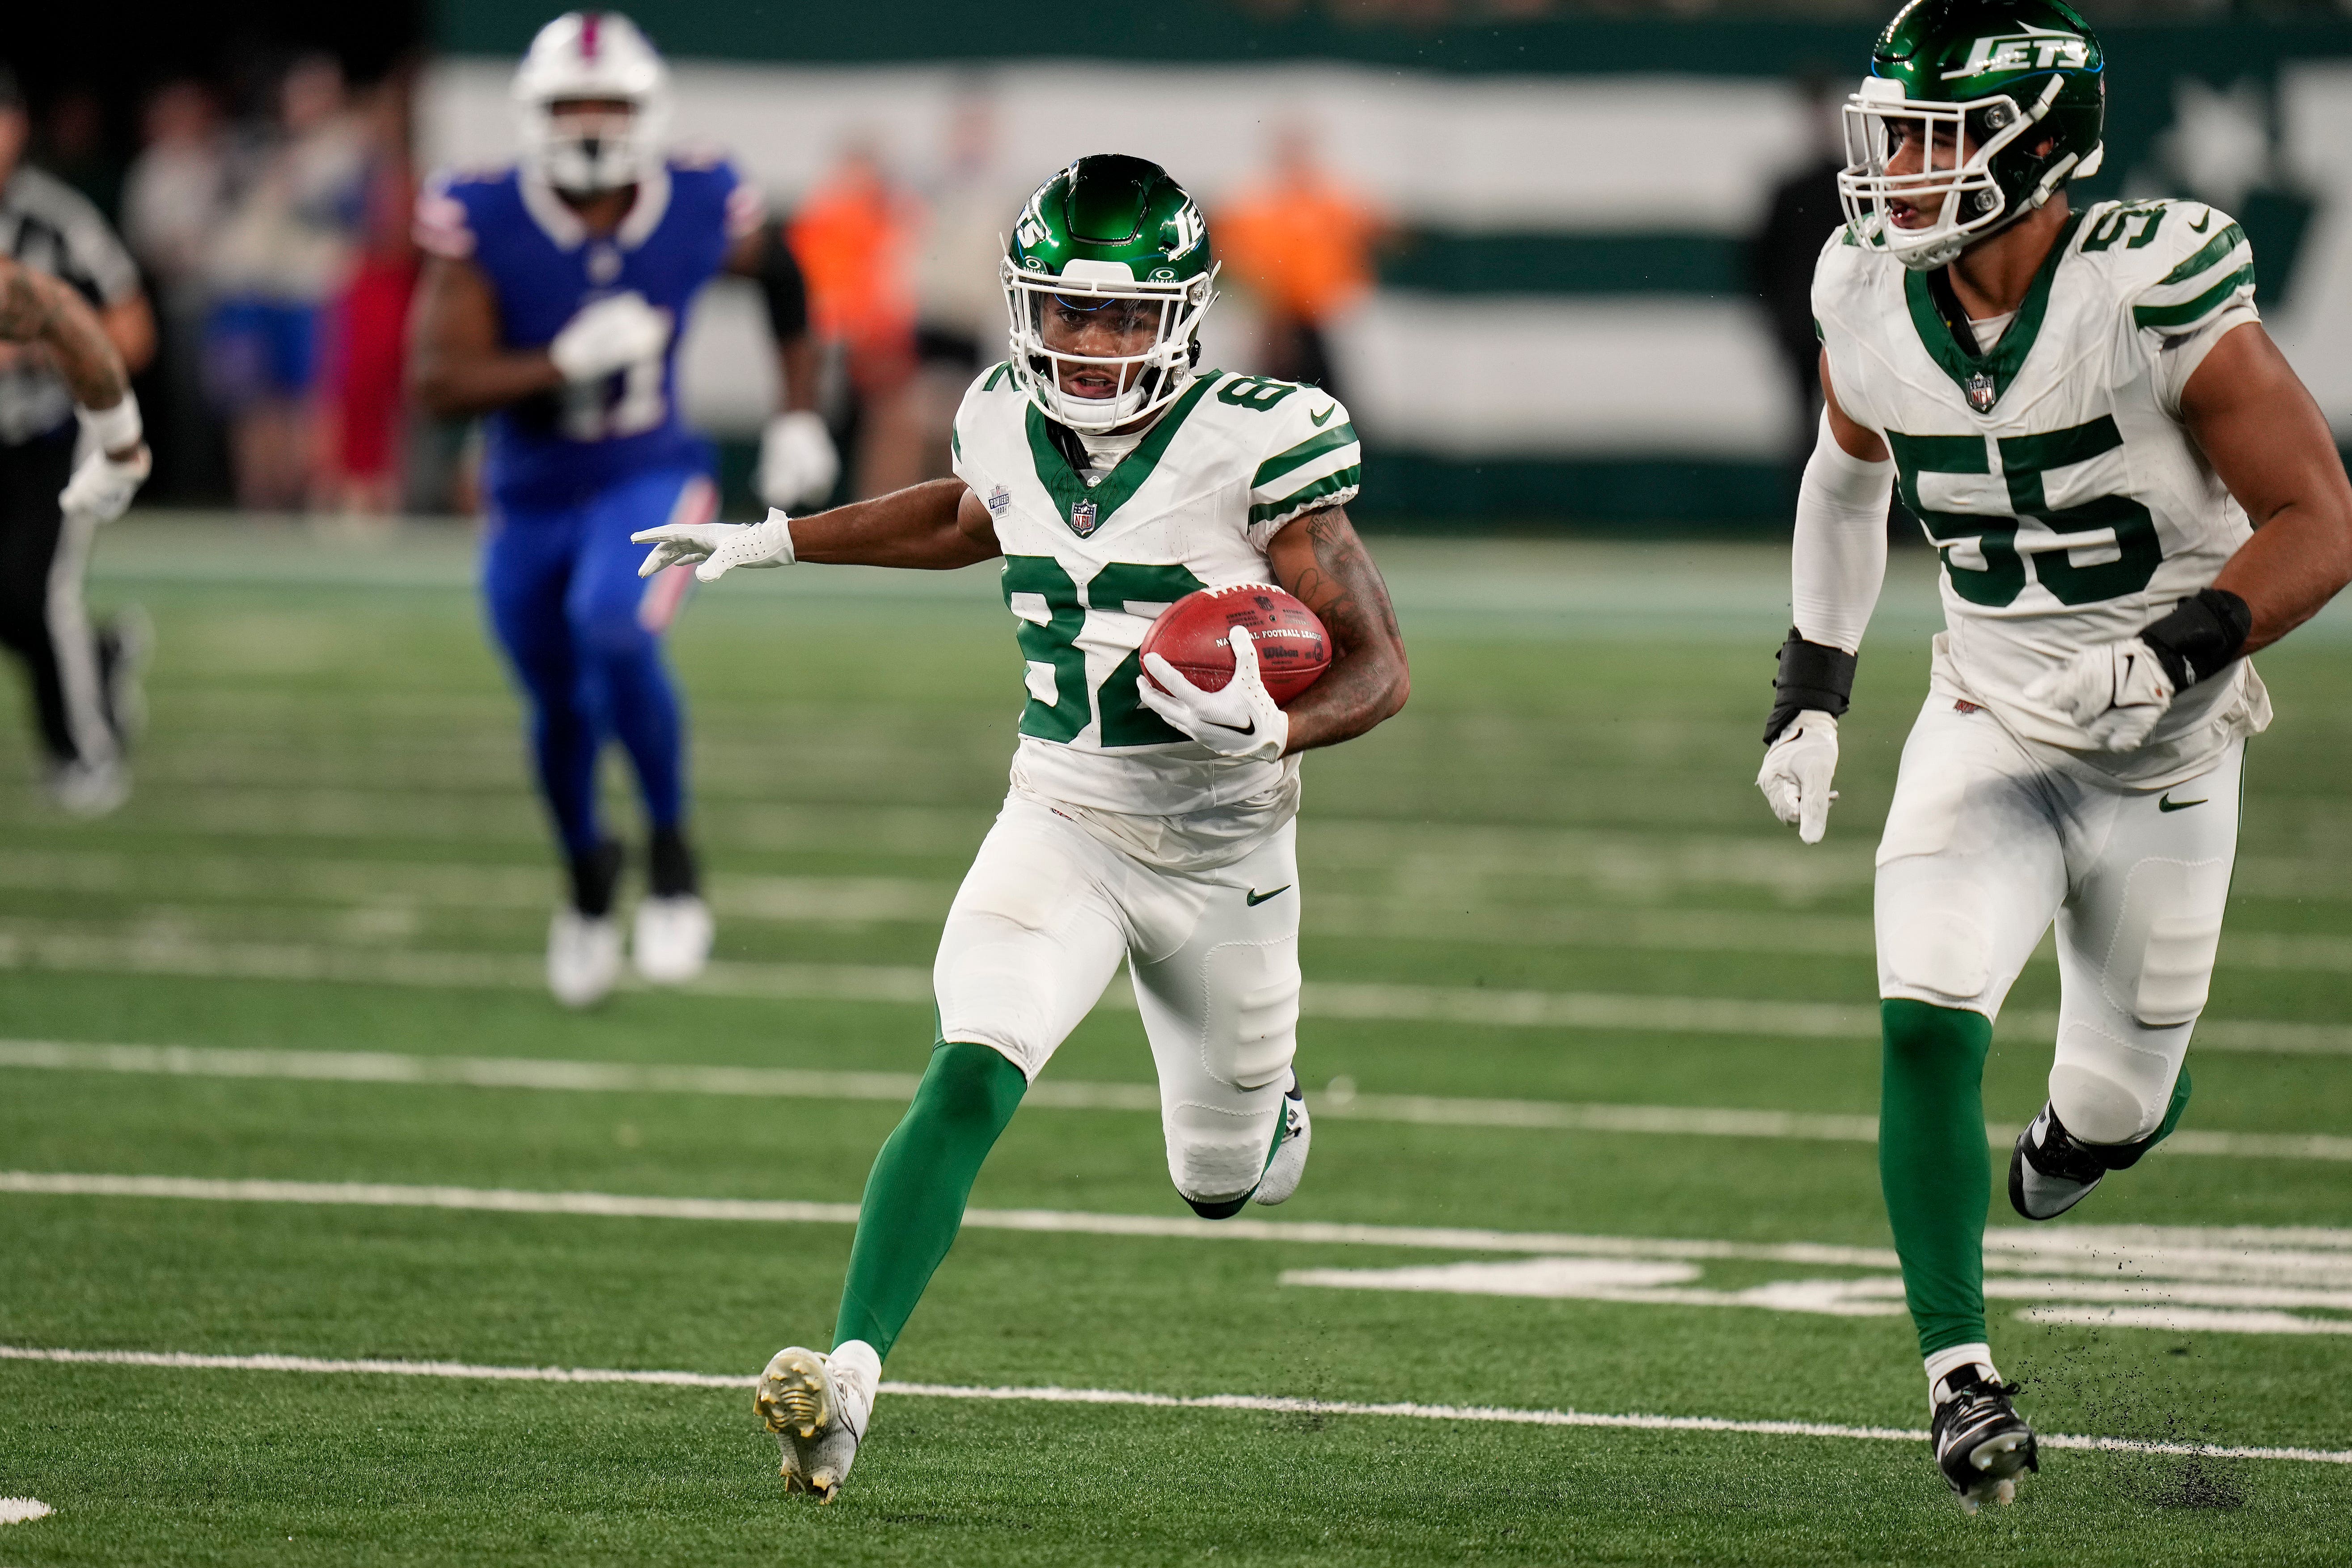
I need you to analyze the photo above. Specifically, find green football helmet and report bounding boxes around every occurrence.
[1839,0,2106,270]
[1001,154,1218,432]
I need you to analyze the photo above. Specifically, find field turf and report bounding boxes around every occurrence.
[1,518,2348,1565]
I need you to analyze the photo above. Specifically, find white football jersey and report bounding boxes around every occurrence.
[1816,198,2272,789]
[951,363,1361,840]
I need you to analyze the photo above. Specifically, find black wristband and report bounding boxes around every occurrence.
[2137,587,2251,691]
[1764,628,1858,744]
[755,225,810,343]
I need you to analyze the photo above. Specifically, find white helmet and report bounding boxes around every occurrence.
[512,12,670,195]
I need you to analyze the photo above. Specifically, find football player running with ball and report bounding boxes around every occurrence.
[635,154,1409,1501]
[1758,0,2352,1512]
[408,13,835,1007]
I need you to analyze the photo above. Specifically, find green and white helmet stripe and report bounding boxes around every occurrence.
[1001,154,1219,433]
[1839,0,2107,270]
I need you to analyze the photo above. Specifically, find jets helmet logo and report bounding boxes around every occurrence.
[1944,27,2091,80]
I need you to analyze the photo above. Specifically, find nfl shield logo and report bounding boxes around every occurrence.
[1068,499,1099,537]
[1966,371,1997,414]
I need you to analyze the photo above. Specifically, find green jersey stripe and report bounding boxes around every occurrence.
[981,361,1013,392]
[1247,466,1362,525]
[2156,223,2249,288]
[1252,424,1359,490]
[2133,263,2257,330]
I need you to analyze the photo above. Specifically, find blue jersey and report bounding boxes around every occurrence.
[416,156,759,510]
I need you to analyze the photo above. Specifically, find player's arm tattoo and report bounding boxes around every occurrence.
[787,478,1002,570]
[1268,504,1410,753]
[0,257,131,418]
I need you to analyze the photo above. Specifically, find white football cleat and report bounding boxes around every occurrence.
[755,1341,879,1503]
[631,894,713,984]
[48,757,129,818]
[1254,1076,1311,1206]
[547,908,622,1008]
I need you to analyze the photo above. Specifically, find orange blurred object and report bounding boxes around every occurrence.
[1215,143,1384,325]
[787,149,919,392]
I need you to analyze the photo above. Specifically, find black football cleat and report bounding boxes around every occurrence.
[1932,1365,2038,1513]
[2010,1102,2117,1221]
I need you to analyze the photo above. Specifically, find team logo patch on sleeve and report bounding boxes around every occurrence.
[1068,499,1100,538]
[986,485,1011,516]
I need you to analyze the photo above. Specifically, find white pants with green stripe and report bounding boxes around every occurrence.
[935,793,1301,1201]
[1875,694,2244,1145]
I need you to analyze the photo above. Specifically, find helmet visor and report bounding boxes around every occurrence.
[1838,84,2027,268]
[1003,265,1213,431]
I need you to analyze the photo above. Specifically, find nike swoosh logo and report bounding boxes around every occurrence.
[2157,793,2208,812]
[1245,885,1292,907]
[1308,406,1336,427]
[2188,210,2213,233]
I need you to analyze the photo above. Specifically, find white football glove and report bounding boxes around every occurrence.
[59,443,152,524]
[631,507,795,583]
[548,292,671,383]
[1757,709,1840,845]
[1138,626,1290,762]
[2022,637,2175,752]
[756,409,840,511]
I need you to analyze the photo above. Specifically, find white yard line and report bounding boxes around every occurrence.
[7,1039,2349,1161]
[0,1496,53,1525]
[0,930,2344,1055]
[9,1171,2350,1280]
[2,1342,2344,1466]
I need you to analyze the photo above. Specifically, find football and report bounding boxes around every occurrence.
[1139,583,1332,706]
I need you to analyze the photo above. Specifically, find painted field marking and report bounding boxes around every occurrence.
[0,1496,53,1525]
[3,1344,2345,1467]
[6,1039,2349,1162]
[8,1170,2348,1277]
[0,930,2344,1056]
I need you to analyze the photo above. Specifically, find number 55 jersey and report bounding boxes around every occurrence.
[414,155,762,509]
[950,365,1360,866]
[1815,198,2271,789]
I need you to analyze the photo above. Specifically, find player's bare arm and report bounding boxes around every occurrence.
[788,481,1002,571]
[1265,503,1409,752]
[723,226,820,418]
[0,256,136,435]
[406,253,567,418]
[2179,323,2352,652]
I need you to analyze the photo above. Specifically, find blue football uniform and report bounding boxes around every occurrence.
[416,156,760,863]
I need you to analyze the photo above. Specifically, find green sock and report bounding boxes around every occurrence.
[831,1041,1026,1361]
[1879,999,1994,1359]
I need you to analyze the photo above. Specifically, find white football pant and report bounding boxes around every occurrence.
[1876,695,2242,1146]
[935,795,1301,1202]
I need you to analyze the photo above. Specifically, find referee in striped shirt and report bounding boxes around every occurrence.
[0,67,157,815]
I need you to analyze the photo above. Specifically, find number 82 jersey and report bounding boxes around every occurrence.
[1815,198,2272,788]
[951,364,1361,823]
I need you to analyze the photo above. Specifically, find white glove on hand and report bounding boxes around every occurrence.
[59,443,152,523]
[1757,709,1840,845]
[548,292,671,382]
[757,409,840,511]
[1138,626,1290,762]
[2022,637,2175,752]
[631,507,795,582]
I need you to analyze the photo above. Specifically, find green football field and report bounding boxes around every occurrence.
[2,518,2349,1566]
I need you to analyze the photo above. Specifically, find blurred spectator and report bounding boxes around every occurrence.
[0,63,156,815]
[913,97,1017,478]
[1747,75,1846,493]
[319,76,418,518]
[36,86,122,222]
[1214,125,1387,400]
[788,140,923,501]
[202,54,366,512]
[122,80,234,503]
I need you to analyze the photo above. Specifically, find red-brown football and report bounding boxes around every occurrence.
[1139,583,1331,706]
